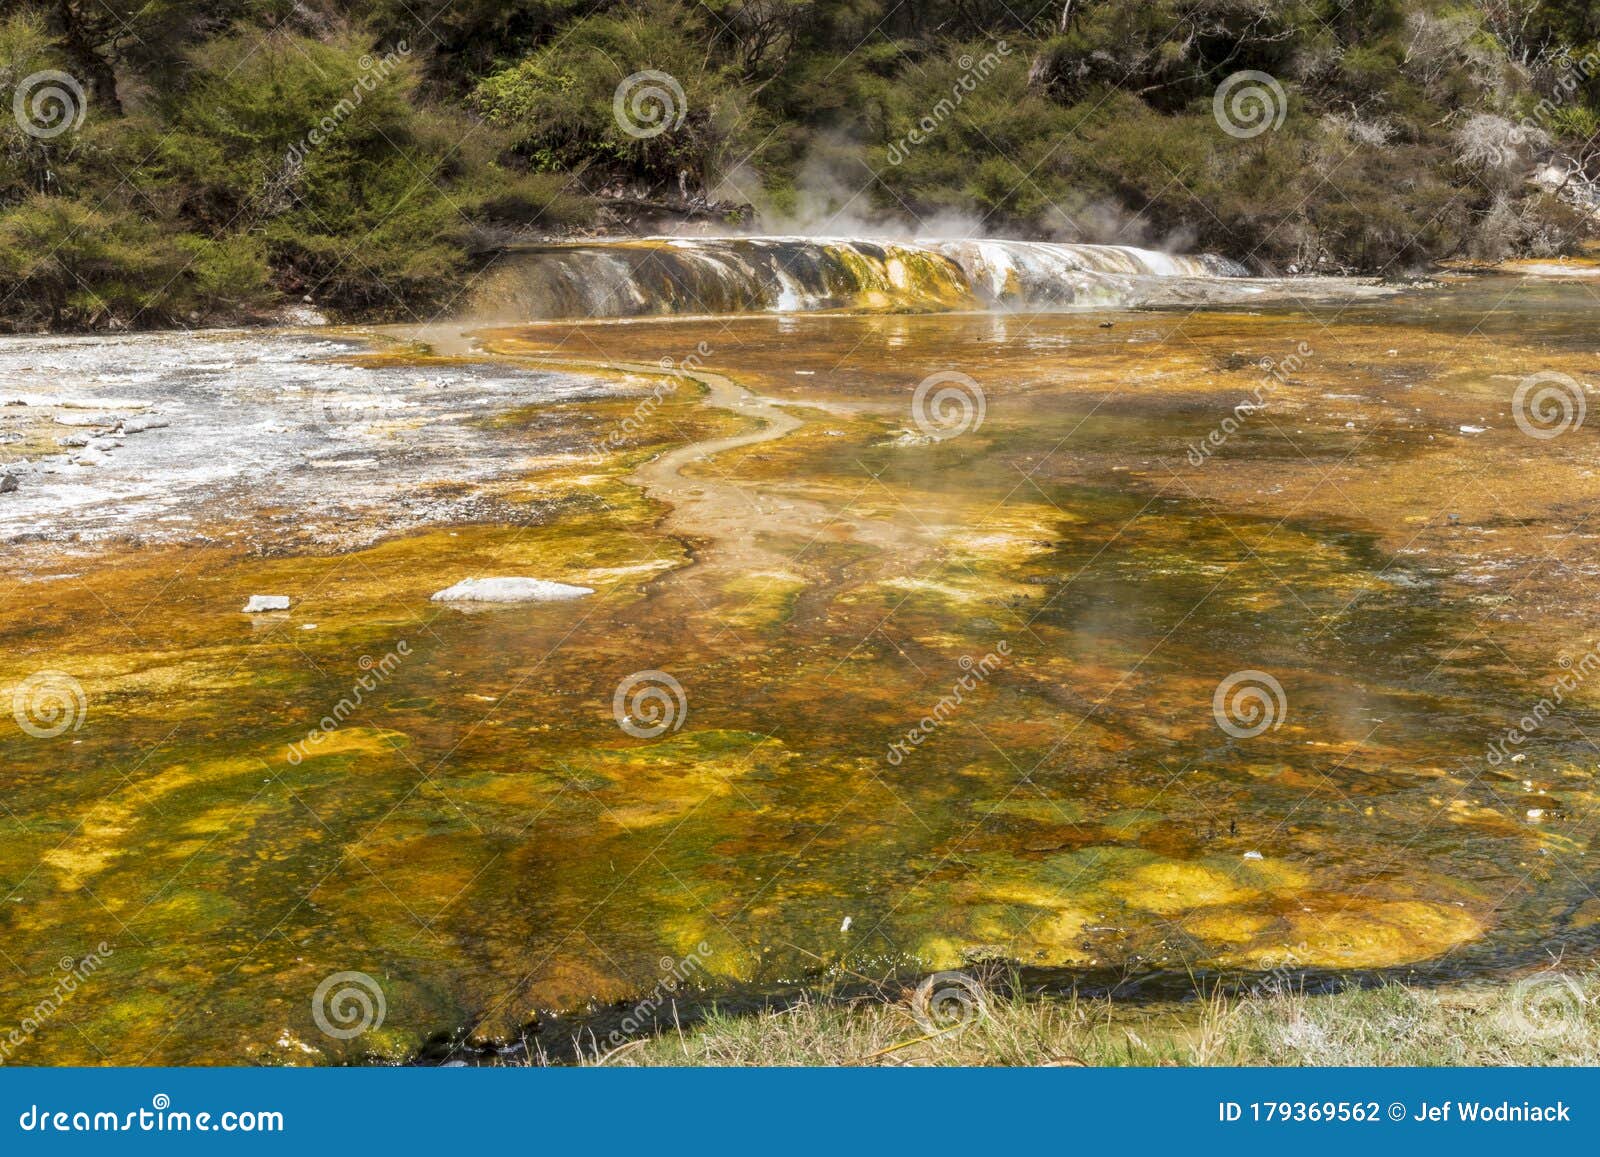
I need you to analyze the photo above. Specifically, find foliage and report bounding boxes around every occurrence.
[573,971,1600,1067]
[470,0,760,193]
[2,0,1599,329]
[0,195,271,328]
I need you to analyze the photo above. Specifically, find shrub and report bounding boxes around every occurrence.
[0,195,272,330]
[470,0,760,198]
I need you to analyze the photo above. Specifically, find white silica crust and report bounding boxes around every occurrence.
[431,577,594,603]
[242,595,292,613]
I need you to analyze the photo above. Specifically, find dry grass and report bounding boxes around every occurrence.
[557,969,1600,1067]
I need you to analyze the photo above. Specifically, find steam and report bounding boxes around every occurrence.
[711,133,991,240]
[709,135,1201,255]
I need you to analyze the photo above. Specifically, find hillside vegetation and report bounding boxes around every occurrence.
[1,0,1597,329]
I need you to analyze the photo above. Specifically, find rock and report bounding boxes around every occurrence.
[0,474,16,494]
[242,595,292,613]
[430,577,594,604]
[118,417,170,435]
[278,304,329,327]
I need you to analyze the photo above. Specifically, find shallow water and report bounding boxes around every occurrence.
[468,236,1313,320]
[2,273,1599,1063]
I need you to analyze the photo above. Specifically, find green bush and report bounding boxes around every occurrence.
[0,195,272,328]
[2,0,1599,330]
[470,0,760,197]
[0,13,591,329]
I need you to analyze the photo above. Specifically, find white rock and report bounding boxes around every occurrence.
[1242,850,1264,861]
[431,577,594,604]
[119,417,170,435]
[242,595,291,613]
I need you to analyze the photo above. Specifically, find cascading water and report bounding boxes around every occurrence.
[468,236,1253,321]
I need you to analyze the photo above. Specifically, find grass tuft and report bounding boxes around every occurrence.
[539,968,1600,1067]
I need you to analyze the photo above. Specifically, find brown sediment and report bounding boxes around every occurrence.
[466,335,945,596]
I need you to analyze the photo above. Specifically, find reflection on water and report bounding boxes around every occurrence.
[2,276,1599,1063]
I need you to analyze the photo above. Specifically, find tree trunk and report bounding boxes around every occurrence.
[51,0,122,117]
